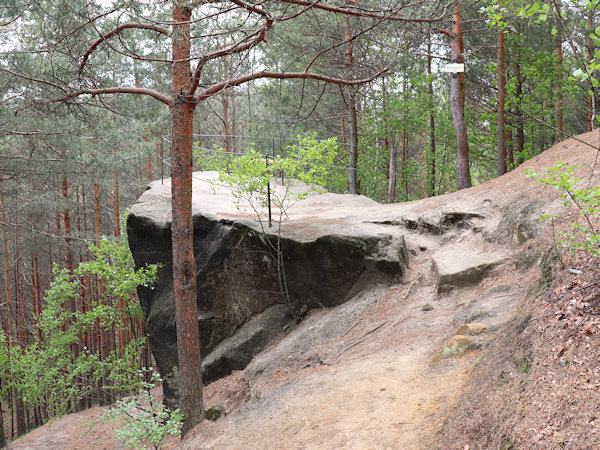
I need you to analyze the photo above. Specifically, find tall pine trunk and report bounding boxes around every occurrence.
[427,34,436,197]
[450,1,471,189]
[171,3,204,435]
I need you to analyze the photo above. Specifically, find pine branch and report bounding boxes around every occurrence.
[195,69,387,102]
[78,22,171,74]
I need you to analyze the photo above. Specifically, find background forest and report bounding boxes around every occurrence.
[0,0,598,444]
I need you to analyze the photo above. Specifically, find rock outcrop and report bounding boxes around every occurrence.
[127,172,409,407]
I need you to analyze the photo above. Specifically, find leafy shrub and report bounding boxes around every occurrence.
[105,371,183,450]
[0,235,158,417]
[527,162,600,257]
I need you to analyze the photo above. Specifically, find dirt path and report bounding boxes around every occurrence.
[183,222,540,449]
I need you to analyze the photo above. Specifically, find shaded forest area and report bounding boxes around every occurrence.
[0,0,599,443]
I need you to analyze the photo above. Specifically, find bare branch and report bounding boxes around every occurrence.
[0,13,20,27]
[194,69,386,102]
[1,129,66,136]
[78,22,170,74]
[434,27,452,38]
[0,68,68,93]
[279,0,450,23]
[188,0,274,95]
[58,87,172,106]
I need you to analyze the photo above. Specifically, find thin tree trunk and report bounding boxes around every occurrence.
[402,132,408,199]
[427,33,436,197]
[32,251,42,343]
[93,183,108,404]
[555,1,563,133]
[402,76,409,199]
[515,77,525,163]
[222,91,230,153]
[0,397,6,448]
[231,92,237,153]
[340,115,348,156]
[114,171,121,238]
[171,3,204,435]
[12,242,26,437]
[147,157,153,181]
[63,177,74,274]
[1,196,13,344]
[387,143,397,203]
[345,16,359,195]
[496,9,506,176]
[506,106,514,169]
[450,0,471,189]
[383,77,396,203]
[588,12,596,131]
[113,169,127,355]
[62,177,80,408]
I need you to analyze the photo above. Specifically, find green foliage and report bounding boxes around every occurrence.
[282,136,346,193]
[105,372,183,450]
[193,143,231,172]
[217,136,343,213]
[0,236,158,416]
[527,162,600,256]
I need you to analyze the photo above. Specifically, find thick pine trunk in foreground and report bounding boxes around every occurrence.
[171,3,204,435]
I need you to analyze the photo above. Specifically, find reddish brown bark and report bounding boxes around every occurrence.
[1,196,14,343]
[427,35,436,197]
[171,3,204,435]
[402,76,409,198]
[32,252,42,343]
[0,398,5,448]
[93,182,109,403]
[147,157,153,181]
[63,177,74,273]
[94,184,101,237]
[588,12,595,131]
[114,171,121,237]
[449,1,471,189]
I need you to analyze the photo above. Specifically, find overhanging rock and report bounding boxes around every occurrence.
[127,172,409,407]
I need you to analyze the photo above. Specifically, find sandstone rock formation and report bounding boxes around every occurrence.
[127,173,408,406]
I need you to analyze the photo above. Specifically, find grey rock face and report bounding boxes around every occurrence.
[127,173,408,407]
[433,245,508,292]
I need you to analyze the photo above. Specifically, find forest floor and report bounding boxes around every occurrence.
[4,130,600,449]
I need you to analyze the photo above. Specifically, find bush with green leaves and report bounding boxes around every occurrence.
[193,142,231,172]
[527,162,600,257]
[0,235,159,417]
[218,136,343,212]
[105,371,184,450]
